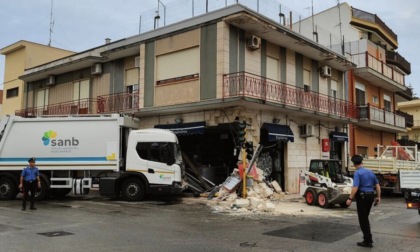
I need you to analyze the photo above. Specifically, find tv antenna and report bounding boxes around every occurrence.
[48,0,54,46]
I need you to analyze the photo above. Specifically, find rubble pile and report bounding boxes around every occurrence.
[207,167,290,214]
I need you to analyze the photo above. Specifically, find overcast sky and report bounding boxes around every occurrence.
[1,0,419,96]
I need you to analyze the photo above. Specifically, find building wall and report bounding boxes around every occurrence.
[353,127,395,157]
[398,100,420,141]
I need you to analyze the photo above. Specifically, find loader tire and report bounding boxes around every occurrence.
[121,178,146,201]
[317,192,330,208]
[305,189,317,206]
[0,178,18,200]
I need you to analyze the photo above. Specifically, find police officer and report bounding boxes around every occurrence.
[19,157,41,211]
[346,155,381,248]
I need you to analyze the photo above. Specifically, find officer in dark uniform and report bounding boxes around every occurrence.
[19,157,41,211]
[346,155,381,248]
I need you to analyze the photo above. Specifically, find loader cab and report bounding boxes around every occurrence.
[309,159,344,183]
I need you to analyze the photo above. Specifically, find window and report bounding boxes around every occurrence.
[384,94,391,111]
[125,68,139,86]
[355,83,366,105]
[156,47,199,85]
[303,69,311,92]
[267,56,280,81]
[372,96,379,104]
[330,80,338,99]
[36,89,49,108]
[73,80,90,100]
[356,146,368,158]
[6,87,19,98]
[136,142,174,164]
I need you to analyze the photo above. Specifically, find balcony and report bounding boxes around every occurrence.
[352,52,406,92]
[97,92,139,114]
[16,92,139,117]
[386,51,411,75]
[396,110,414,128]
[15,99,97,117]
[223,72,357,121]
[357,104,406,132]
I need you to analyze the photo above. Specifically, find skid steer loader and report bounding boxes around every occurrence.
[299,159,353,208]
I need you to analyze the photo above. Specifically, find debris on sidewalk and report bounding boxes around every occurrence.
[206,167,293,214]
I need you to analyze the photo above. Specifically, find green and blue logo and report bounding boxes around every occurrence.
[42,130,57,146]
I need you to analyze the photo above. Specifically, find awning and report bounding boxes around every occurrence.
[329,131,348,142]
[154,121,206,135]
[261,123,294,142]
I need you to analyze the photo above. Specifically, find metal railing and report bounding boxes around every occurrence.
[357,104,405,128]
[386,51,411,74]
[97,92,139,113]
[351,52,405,86]
[15,99,97,117]
[223,72,357,119]
[396,110,414,128]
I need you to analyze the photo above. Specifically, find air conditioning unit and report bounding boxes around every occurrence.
[46,75,55,86]
[91,63,102,75]
[247,35,261,50]
[320,65,332,77]
[300,124,314,137]
[134,56,140,68]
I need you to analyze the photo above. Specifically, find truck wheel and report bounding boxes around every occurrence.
[34,179,49,201]
[121,178,146,201]
[0,178,18,200]
[305,189,317,205]
[317,192,329,208]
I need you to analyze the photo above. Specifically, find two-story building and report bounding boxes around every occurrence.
[0,41,74,116]
[293,2,412,158]
[16,5,356,193]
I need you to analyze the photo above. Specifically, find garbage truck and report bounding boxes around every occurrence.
[0,114,186,201]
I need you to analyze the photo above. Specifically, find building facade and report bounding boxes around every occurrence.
[0,41,74,116]
[293,2,412,158]
[17,5,358,193]
[398,100,420,143]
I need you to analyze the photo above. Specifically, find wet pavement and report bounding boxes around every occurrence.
[0,192,419,252]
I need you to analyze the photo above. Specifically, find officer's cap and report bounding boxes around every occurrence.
[28,157,36,163]
[351,155,363,165]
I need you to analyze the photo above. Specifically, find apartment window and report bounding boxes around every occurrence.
[125,68,139,86]
[156,47,199,85]
[356,146,368,159]
[301,69,310,92]
[73,80,90,100]
[267,56,280,81]
[372,96,379,104]
[6,87,19,98]
[36,89,49,108]
[355,83,366,105]
[330,80,338,99]
[384,94,391,111]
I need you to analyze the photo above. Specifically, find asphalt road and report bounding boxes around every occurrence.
[0,192,419,252]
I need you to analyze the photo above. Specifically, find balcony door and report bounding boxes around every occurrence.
[73,80,90,114]
[355,83,366,105]
[36,89,49,115]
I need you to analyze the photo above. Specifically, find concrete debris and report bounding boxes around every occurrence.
[206,167,292,214]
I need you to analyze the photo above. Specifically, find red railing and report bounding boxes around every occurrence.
[223,72,357,119]
[97,92,139,113]
[15,98,97,117]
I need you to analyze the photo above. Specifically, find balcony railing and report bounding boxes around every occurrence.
[97,92,139,113]
[15,98,97,117]
[396,110,414,128]
[223,72,357,119]
[357,104,405,128]
[386,51,411,75]
[352,52,405,86]
[352,8,397,43]
[16,92,139,117]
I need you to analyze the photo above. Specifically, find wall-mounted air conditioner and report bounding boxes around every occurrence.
[320,65,332,77]
[247,35,261,50]
[300,124,314,137]
[91,63,102,75]
[46,75,55,86]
